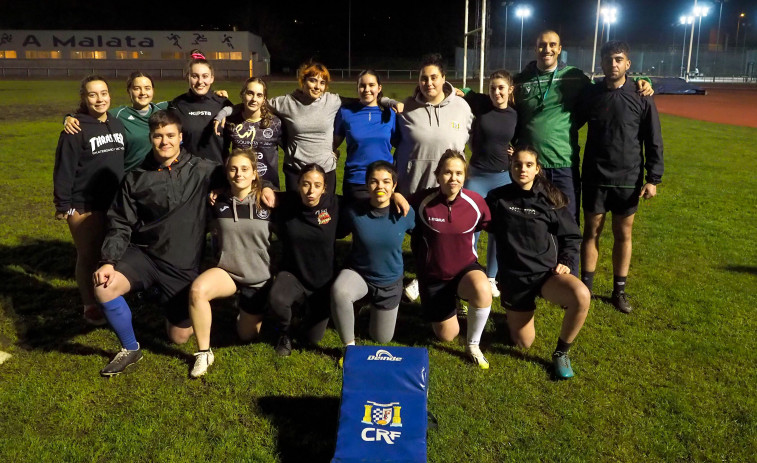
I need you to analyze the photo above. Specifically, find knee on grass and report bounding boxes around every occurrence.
[166,321,193,345]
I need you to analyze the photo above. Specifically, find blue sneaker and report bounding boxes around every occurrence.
[553,352,574,379]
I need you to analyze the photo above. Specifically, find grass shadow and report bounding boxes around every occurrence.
[257,395,340,463]
[722,265,757,276]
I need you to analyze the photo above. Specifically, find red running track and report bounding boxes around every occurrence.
[654,84,757,128]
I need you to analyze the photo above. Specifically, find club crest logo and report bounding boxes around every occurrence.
[362,401,402,427]
[317,210,331,225]
[263,127,274,138]
[255,207,270,219]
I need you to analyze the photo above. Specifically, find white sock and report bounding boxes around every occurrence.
[345,341,356,347]
[467,306,491,346]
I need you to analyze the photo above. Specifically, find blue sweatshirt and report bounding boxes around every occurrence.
[343,200,415,286]
[334,102,396,186]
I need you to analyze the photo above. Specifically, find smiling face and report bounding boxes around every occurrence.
[150,123,183,165]
[188,63,214,96]
[358,73,382,106]
[83,80,110,120]
[437,157,467,200]
[367,168,396,208]
[226,153,257,195]
[510,150,540,190]
[302,74,327,101]
[535,31,562,71]
[299,170,326,207]
[488,78,512,109]
[241,81,266,119]
[128,76,154,110]
[419,65,446,104]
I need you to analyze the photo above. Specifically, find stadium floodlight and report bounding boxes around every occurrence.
[601,6,619,41]
[680,15,695,78]
[693,5,709,71]
[515,6,532,70]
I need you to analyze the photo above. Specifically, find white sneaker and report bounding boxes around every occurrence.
[404,278,420,301]
[488,278,500,298]
[466,344,490,370]
[190,349,214,378]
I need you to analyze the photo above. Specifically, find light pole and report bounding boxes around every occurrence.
[680,15,694,78]
[736,13,746,46]
[502,1,514,68]
[685,0,699,82]
[693,5,709,72]
[601,6,618,42]
[591,0,601,80]
[515,6,531,71]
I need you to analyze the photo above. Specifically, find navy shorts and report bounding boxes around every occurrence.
[499,272,553,312]
[237,280,272,315]
[583,185,640,216]
[361,277,404,311]
[419,262,486,323]
[115,246,197,325]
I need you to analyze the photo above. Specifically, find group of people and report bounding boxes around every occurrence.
[52,30,663,381]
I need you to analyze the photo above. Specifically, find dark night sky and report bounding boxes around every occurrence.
[1,0,755,70]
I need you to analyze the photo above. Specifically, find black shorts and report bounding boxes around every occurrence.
[115,246,198,325]
[500,272,553,312]
[237,280,272,315]
[362,277,403,311]
[582,185,640,216]
[419,262,485,323]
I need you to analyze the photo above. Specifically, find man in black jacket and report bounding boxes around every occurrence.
[92,110,272,376]
[577,41,664,314]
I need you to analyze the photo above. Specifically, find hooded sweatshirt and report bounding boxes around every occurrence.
[169,91,232,164]
[394,82,473,196]
[53,113,125,213]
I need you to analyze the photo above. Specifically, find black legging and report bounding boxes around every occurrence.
[268,271,330,344]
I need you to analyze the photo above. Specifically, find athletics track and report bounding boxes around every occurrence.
[654,84,757,128]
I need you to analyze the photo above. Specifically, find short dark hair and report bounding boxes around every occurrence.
[126,71,154,91]
[433,149,468,178]
[298,163,327,186]
[365,160,397,185]
[420,53,445,76]
[601,40,630,59]
[148,110,182,133]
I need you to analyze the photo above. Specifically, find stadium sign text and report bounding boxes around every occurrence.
[22,34,154,48]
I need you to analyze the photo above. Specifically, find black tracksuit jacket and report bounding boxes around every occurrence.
[100,149,225,270]
[169,91,232,164]
[486,183,581,277]
[577,76,664,187]
[53,113,125,213]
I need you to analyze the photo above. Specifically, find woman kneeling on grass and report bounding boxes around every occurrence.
[409,150,493,369]
[331,161,415,354]
[54,75,125,326]
[486,146,591,379]
[187,149,275,378]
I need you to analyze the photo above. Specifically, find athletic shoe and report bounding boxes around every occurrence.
[83,304,107,326]
[466,344,490,370]
[456,298,469,318]
[553,351,574,379]
[403,278,420,302]
[611,291,633,313]
[488,278,500,298]
[100,345,143,377]
[275,334,292,357]
[190,349,215,378]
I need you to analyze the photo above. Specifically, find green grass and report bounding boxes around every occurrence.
[0,80,756,462]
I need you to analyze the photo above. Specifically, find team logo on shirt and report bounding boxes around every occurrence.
[234,123,255,140]
[450,121,460,130]
[263,128,274,139]
[317,210,331,225]
[257,161,268,177]
[255,207,270,219]
[360,401,403,444]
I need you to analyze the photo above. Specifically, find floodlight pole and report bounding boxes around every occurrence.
[686,0,698,81]
[480,0,487,92]
[348,0,352,77]
[681,21,688,78]
[695,13,704,70]
[502,2,511,68]
[463,0,470,88]
[518,15,525,70]
[591,0,601,80]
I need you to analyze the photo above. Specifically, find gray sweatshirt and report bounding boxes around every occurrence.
[394,82,473,196]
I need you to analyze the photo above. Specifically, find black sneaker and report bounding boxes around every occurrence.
[100,346,143,377]
[275,334,292,357]
[611,291,632,313]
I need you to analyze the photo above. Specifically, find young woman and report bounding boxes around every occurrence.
[53,75,125,326]
[331,161,415,349]
[332,70,397,203]
[216,78,283,188]
[169,54,232,164]
[187,149,275,378]
[410,150,492,369]
[394,53,473,302]
[268,164,339,356]
[456,70,518,298]
[486,147,591,379]
[64,72,168,172]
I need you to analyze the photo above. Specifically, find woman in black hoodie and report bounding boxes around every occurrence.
[53,75,125,326]
[486,147,590,380]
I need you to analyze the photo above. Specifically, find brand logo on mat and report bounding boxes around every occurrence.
[367,349,402,362]
[360,401,403,444]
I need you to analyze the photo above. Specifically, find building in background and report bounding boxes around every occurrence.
[0,30,270,78]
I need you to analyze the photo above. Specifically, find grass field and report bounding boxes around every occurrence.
[0,79,756,463]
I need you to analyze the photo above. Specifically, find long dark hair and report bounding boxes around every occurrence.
[512,146,568,209]
[240,77,274,128]
[77,74,109,114]
[357,69,391,123]
[126,71,154,91]
[298,163,327,186]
